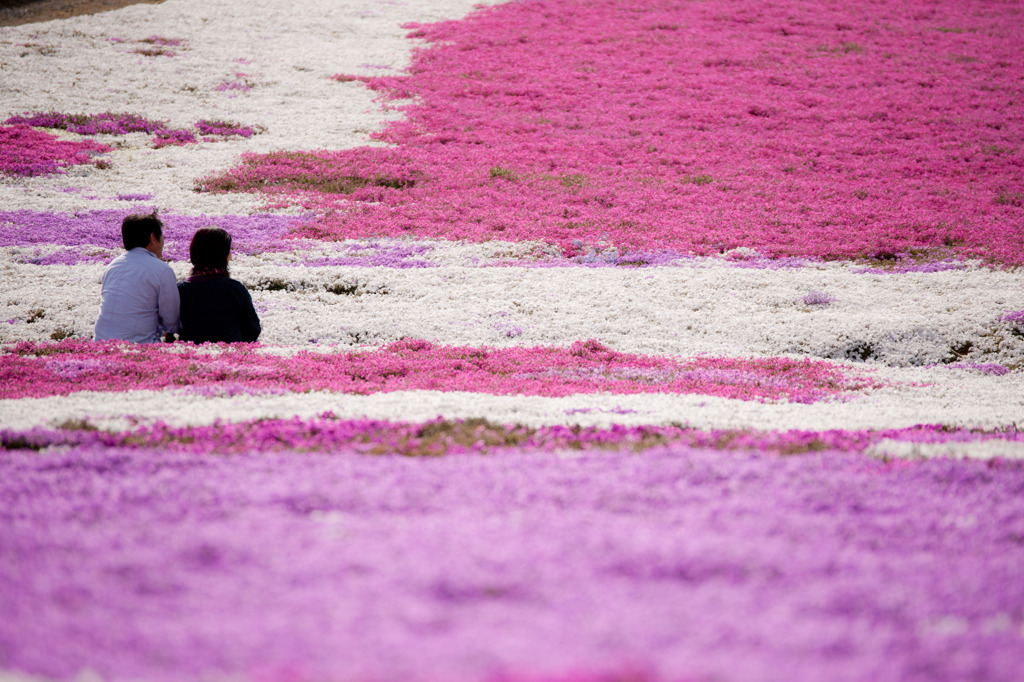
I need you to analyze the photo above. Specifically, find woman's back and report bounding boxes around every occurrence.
[177,275,260,343]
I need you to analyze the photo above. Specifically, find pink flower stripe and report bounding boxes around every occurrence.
[0,339,882,403]
[200,0,1024,264]
[3,414,1020,458]
[0,125,111,177]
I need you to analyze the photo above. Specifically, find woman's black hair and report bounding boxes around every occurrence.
[189,227,232,271]
[121,212,162,250]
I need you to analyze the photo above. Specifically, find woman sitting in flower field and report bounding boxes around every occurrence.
[176,227,261,344]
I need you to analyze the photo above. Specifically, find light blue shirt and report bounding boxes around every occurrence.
[95,248,180,343]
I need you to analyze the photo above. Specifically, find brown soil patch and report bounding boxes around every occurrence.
[0,0,163,27]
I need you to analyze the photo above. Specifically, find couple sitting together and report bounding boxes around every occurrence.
[94,213,261,344]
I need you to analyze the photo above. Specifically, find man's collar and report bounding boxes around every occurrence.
[128,247,160,259]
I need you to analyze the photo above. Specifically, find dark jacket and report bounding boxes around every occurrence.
[177,275,261,343]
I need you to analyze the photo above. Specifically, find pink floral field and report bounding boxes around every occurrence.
[202,0,1024,264]
[0,338,882,402]
[2,1,1024,682]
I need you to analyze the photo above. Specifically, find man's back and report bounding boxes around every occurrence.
[95,247,180,343]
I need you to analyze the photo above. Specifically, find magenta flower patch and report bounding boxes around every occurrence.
[152,128,197,148]
[195,119,258,138]
[1,339,883,403]
[0,125,111,177]
[203,0,1024,265]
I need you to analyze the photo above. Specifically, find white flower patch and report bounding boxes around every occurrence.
[0,669,49,682]
[866,439,1024,461]
[2,256,1023,368]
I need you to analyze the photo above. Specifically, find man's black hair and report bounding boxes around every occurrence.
[121,212,163,250]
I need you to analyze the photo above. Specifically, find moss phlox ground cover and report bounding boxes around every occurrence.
[3,112,259,153]
[1,338,882,402]
[0,209,305,263]
[206,0,1024,264]
[0,125,111,177]
[4,444,1024,682]
[4,414,1022,458]
[2,0,1024,681]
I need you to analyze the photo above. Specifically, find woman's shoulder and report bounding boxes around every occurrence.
[178,275,250,298]
[226,277,255,300]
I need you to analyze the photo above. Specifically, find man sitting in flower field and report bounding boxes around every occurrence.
[94,212,180,343]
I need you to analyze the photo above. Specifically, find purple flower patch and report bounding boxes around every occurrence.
[0,210,307,262]
[152,129,197,148]
[195,120,258,138]
[802,291,835,306]
[1,443,1023,682]
[946,363,1011,376]
[1002,310,1024,324]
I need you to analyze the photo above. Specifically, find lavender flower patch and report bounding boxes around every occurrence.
[945,363,1012,377]
[0,210,307,262]
[1,445,1023,682]
[853,260,970,275]
[298,240,438,268]
[8,245,118,266]
[0,211,449,267]
[495,250,811,270]
[726,256,810,270]
[802,291,835,306]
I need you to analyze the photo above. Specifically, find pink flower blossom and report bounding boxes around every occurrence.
[0,125,111,177]
[1,339,883,403]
